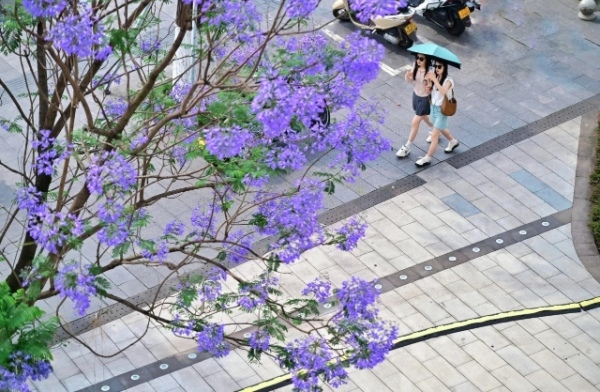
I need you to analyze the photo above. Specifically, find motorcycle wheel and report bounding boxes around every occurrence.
[446,16,466,36]
[397,29,414,48]
[332,8,350,20]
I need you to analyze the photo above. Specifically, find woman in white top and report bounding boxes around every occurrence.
[415,60,460,167]
[396,54,434,158]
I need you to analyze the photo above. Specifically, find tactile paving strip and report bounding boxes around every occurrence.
[446,93,600,169]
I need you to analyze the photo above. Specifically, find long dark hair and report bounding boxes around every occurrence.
[437,61,449,86]
[412,55,431,80]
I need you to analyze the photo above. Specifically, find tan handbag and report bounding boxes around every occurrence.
[441,88,457,116]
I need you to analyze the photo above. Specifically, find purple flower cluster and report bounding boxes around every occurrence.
[321,103,390,180]
[281,336,347,390]
[140,240,169,263]
[348,0,406,22]
[302,278,332,304]
[104,98,128,120]
[164,220,186,236]
[223,230,253,264]
[196,323,230,357]
[47,7,111,58]
[251,74,326,140]
[285,0,319,18]
[258,180,325,263]
[206,0,261,43]
[333,277,398,370]
[22,0,67,18]
[204,125,253,159]
[31,129,72,176]
[87,151,136,195]
[334,277,379,321]
[139,37,161,55]
[346,320,398,369]
[55,263,98,316]
[0,352,52,392]
[16,187,84,253]
[335,217,367,251]
[248,330,270,351]
[237,274,277,311]
[190,205,217,238]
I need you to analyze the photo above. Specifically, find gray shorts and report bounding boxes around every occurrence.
[412,92,430,116]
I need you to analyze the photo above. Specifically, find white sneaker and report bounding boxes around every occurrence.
[426,131,432,143]
[396,145,410,158]
[445,139,460,153]
[415,156,431,167]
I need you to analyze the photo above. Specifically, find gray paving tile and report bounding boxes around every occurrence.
[490,365,537,392]
[526,369,569,392]
[457,361,502,392]
[171,367,214,391]
[509,169,547,193]
[442,194,480,218]
[533,186,571,211]
[463,341,507,372]
[423,356,467,388]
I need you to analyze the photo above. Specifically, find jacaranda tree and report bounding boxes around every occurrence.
[0,0,405,390]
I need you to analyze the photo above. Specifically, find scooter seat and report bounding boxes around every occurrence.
[407,0,422,8]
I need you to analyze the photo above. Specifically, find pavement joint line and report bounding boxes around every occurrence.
[53,96,596,344]
[78,208,572,392]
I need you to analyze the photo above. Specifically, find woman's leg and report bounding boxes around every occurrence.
[440,128,453,141]
[426,128,441,157]
[408,115,426,142]
[422,114,433,128]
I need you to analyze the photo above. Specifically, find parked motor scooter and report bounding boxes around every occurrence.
[332,0,418,48]
[408,0,481,36]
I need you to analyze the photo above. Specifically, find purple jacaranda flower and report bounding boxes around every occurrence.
[204,125,253,159]
[97,221,128,247]
[190,205,217,238]
[104,98,128,119]
[258,179,325,263]
[17,187,84,253]
[22,0,67,18]
[223,230,253,264]
[348,0,406,23]
[237,274,277,311]
[0,352,52,392]
[248,330,270,351]
[335,217,367,251]
[335,277,380,321]
[279,336,348,390]
[47,7,110,58]
[87,151,136,195]
[346,320,398,369]
[139,36,162,54]
[285,0,319,18]
[164,221,186,237]
[140,240,169,263]
[302,278,332,303]
[55,263,98,316]
[196,323,230,357]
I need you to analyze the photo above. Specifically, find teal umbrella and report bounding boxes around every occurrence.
[408,42,461,69]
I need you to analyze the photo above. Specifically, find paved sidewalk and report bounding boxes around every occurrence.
[1,0,599,390]
[30,109,600,392]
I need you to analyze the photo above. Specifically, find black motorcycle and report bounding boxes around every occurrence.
[408,0,481,36]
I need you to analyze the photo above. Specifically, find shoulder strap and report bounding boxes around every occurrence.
[445,77,455,99]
